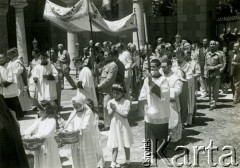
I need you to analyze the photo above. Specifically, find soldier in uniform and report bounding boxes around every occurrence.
[57,44,76,90]
[204,41,224,110]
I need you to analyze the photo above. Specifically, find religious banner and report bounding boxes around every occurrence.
[43,0,137,34]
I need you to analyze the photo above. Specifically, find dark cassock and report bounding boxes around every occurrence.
[0,94,29,168]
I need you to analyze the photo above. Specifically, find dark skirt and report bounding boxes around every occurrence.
[179,81,189,123]
[0,95,29,168]
[145,122,168,158]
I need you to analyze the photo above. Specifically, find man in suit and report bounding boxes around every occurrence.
[98,50,118,131]
[231,42,240,104]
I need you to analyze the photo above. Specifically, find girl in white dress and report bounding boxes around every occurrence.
[65,95,103,168]
[107,84,134,168]
[23,100,62,168]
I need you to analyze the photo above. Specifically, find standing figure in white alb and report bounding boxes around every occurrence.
[32,53,58,105]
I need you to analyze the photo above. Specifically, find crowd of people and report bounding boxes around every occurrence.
[0,29,240,167]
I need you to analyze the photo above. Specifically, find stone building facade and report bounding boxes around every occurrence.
[1,0,219,64]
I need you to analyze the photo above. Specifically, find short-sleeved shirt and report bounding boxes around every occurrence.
[204,51,223,78]
[58,50,70,64]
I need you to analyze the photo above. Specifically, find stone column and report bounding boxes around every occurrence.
[67,32,78,74]
[0,1,9,52]
[132,0,145,49]
[11,0,28,65]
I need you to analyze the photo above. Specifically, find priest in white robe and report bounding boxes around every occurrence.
[7,48,31,112]
[172,49,194,126]
[0,52,24,119]
[76,58,98,107]
[161,58,183,142]
[32,54,58,102]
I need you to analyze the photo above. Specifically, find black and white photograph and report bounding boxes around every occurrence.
[0,0,240,167]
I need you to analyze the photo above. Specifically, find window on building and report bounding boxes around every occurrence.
[151,0,177,17]
[216,0,240,18]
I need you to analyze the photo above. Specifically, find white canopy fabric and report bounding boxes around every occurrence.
[43,0,137,34]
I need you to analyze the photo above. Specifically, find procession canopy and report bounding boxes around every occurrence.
[43,0,137,34]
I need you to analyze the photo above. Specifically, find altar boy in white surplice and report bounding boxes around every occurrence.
[139,59,170,166]
[32,53,58,103]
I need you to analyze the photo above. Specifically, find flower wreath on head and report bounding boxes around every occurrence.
[37,100,58,117]
[112,83,125,93]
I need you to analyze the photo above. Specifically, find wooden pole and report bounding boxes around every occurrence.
[143,9,150,72]
[47,20,52,50]
[134,8,143,77]
[87,0,96,71]
[87,0,94,43]
[143,10,149,43]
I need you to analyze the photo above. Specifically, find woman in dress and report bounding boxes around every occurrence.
[107,83,134,168]
[66,95,103,168]
[23,100,62,168]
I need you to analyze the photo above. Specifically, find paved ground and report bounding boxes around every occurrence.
[19,78,240,168]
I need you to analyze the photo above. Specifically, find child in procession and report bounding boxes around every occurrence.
[65,95,104,168]
[85,98,105,168]
[23,100,62,168]
[107,83,134,168]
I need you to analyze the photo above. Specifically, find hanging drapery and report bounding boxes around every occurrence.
[43,0,137,35]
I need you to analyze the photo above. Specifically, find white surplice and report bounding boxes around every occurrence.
[32,62,58,101]
[77,67,98,107]
[28,58,41,100]
[172,60,195,125]
[24,117,62,168]
[165,71,183,142]
[139,75,170,124]
[0,63,19,98]
[9,58,31,111]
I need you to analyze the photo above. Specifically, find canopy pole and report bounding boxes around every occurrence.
[47,20,52,49]
[143,9,150,72]
[87,0,96,67]
[134,8,142,77]
[87,0,94,43]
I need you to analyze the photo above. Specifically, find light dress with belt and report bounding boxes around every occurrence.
[107,98,134,148]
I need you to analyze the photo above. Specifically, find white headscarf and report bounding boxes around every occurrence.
[71,94,91,110]
[72,94,86,106]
